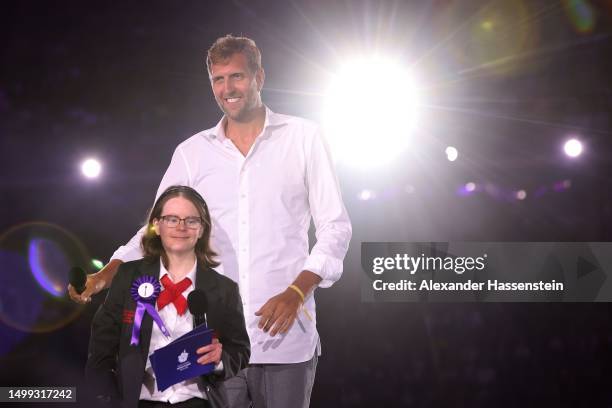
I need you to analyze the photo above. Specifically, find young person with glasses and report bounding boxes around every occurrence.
[86,185,250,408]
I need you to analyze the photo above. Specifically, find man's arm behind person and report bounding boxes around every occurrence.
[68,259,123,303]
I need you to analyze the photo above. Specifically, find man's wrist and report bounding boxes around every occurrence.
[96,259,123,289]
[290,270,322,300]
[287,284,305,303]
[285,286,304,304]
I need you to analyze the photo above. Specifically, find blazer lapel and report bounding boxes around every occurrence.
[193,263,218,327]
[115,260,161,406]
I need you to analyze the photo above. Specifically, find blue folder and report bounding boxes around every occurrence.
[149,325,215,392]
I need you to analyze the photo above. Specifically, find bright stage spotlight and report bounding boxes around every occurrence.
[322,56,418,169]
[358,189,375,201]
[563,138,583,158]
[81,158,101,178]
[445,146,458,162]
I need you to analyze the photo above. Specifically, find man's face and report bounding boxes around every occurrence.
[209,52,264,122]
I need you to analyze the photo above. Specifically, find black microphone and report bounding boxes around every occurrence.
[69,266,87,295]
[188,289,208,327]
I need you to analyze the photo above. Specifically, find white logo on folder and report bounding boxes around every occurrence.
[178,350,188,363]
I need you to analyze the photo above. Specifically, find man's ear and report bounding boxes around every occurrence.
[256,68,265,92]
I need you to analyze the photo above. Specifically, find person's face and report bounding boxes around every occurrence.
[153,196,203,257]
[209,52,264,122]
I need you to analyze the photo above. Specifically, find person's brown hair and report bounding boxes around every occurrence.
[206,34,262,76]
[141,185,219,269]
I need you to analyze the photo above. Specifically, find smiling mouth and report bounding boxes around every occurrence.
[224,97,241,103]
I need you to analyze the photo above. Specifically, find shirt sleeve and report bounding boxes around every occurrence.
[110,145,193,262]
[302,126,352,288]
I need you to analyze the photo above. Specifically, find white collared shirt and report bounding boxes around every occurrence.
[139,260,207,403]
[113,107,352,364]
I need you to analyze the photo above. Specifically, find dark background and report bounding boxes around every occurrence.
[1,1,612,406]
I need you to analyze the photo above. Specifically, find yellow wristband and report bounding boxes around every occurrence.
[288,284,305,302]
[288,285,313,322]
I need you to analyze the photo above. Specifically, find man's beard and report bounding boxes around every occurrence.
[217,95,258,122]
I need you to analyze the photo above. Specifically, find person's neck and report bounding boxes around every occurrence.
[225,105,266,144]
[165,252,196,282]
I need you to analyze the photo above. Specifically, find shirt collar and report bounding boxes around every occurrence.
[205,105,288,140]
[159,257,197,285]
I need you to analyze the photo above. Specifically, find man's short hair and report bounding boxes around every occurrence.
[206,35,262,76]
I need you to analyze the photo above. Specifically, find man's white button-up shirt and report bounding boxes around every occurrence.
[112,107,352,364]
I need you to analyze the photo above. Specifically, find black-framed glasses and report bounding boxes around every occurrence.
[159,215,203,229]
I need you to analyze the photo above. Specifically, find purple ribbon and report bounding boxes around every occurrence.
[130,275,170,346]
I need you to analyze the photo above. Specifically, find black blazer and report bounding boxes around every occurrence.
[86,259,250,408]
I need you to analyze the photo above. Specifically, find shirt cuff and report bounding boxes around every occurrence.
[302,254,344,288]
[110,245,143,263]
[109,226,147,263]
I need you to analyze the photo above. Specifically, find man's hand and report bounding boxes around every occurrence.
[197,338,222,365]
[255,288,302,336]
[67,272,107,304]
[67,259,123,304]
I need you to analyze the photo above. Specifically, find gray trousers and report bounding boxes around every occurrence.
[219,353,318,408]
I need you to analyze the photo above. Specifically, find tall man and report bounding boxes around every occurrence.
[71,35,352,407]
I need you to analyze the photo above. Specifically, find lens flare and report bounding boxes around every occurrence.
[563,0,596,34]
[0,222,88,333]
[92,259,104,270]
[28,238,70,297]
[433,0,537,77]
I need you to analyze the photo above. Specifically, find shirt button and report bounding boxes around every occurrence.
[241,194,246,198]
